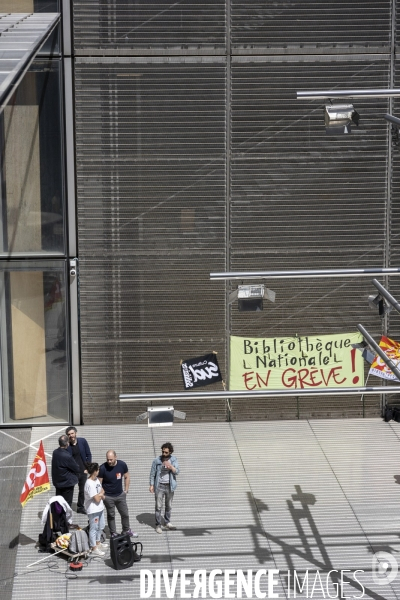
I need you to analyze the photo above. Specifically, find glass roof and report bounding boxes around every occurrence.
[0,13,60,109]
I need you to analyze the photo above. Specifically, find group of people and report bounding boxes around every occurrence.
[51,427,180,556]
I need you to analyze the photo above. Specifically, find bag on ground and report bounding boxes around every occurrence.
[68,529,90,554]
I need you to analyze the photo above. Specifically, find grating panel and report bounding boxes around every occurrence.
[231,1,392,52]
[229,56,391,420]
[75,59,227,423]
[72,0,226,54]
[73,3,398,423]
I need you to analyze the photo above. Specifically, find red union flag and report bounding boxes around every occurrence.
[369,336,400,382]
[20,441,50,507]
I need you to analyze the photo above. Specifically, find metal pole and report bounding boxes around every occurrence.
[357,324,400,381]
[26,547,66,568]
[372,278,400,314]
[297,89,400,100]
[210,267,400,281]
[384,113,400,127]
[120,385,400,403]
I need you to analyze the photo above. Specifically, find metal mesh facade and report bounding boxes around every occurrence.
[73,1,399,423]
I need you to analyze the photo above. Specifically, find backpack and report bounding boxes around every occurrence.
[384,405,394,422]
[68,530,90,554]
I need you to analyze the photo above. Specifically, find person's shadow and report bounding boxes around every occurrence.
[9,533,36,548]
[136,513,155,528]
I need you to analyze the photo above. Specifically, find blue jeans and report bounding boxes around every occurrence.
[155,483,174,526]
[88,510,105,547]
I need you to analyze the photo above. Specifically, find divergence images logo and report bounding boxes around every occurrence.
[372,552,398,585]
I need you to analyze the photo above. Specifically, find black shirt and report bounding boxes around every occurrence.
[98,460,128,497]
[70,443,85,474]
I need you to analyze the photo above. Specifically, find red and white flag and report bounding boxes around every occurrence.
[20,441,50,507]
[369,335,400,382]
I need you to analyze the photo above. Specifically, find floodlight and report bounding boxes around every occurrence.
[371,279,400,314]
[361,347,376,364]
[229,285,275,310]
[238,284,264,312]
[324,104,360,134]
[148,406,174,427]
[138,406,187,427]
[368,293,388,317]
[351,342,375,365]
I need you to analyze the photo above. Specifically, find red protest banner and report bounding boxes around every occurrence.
[20,440,50,507]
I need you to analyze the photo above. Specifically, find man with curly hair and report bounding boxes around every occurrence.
[149,442,180,534]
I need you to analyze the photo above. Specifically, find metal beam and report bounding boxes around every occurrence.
[210,267,400,281]
[119,385,400,402]
[384,113,400,127]
[297,89,400,100]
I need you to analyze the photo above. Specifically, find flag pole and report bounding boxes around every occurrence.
[26,547,66,568]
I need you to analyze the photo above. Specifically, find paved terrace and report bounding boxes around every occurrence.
[1,419,400,599]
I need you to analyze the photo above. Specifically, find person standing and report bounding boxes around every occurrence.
[84,462,108,556]
[51,435,80,507]
[66,426,92,514]
[98,450,138,538]
[149,442,179,534]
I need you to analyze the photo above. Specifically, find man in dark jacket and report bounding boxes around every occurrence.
[66,426,92,514]
[51,435,80,507]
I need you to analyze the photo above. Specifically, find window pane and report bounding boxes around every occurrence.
[0,59,65,255]
[0,261,69,424]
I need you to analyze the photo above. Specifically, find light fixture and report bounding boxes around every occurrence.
[368,292,388,317]
[236,284,276,312]
[238,284,263,312]
[324,104,359,134]
[368,278,400,318]
[351,341,375,365]
[136,406,186,426]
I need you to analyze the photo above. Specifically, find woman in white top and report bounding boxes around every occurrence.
[84,462,108,556]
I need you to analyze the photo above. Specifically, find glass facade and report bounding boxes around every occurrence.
[0,10,69,424]
[0,59,65,256]
[0,261,69,423]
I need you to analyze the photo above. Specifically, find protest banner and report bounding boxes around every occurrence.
[20,440,50,507]
[181,353,222,389]
[369,336,400,382]
[230,332,364,390]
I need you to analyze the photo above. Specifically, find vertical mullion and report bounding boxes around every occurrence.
[225,1,231,417]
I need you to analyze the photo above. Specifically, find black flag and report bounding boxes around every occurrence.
[181,353,222,389]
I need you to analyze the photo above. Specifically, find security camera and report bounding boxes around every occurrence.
[69,259,78,277]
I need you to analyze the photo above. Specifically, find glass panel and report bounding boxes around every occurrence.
[0,1,59,12]
[36,0,61,58]
[0,58,65,255]
[0,261,69,424]
[0,3,61,55]
[1,1,35,10]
